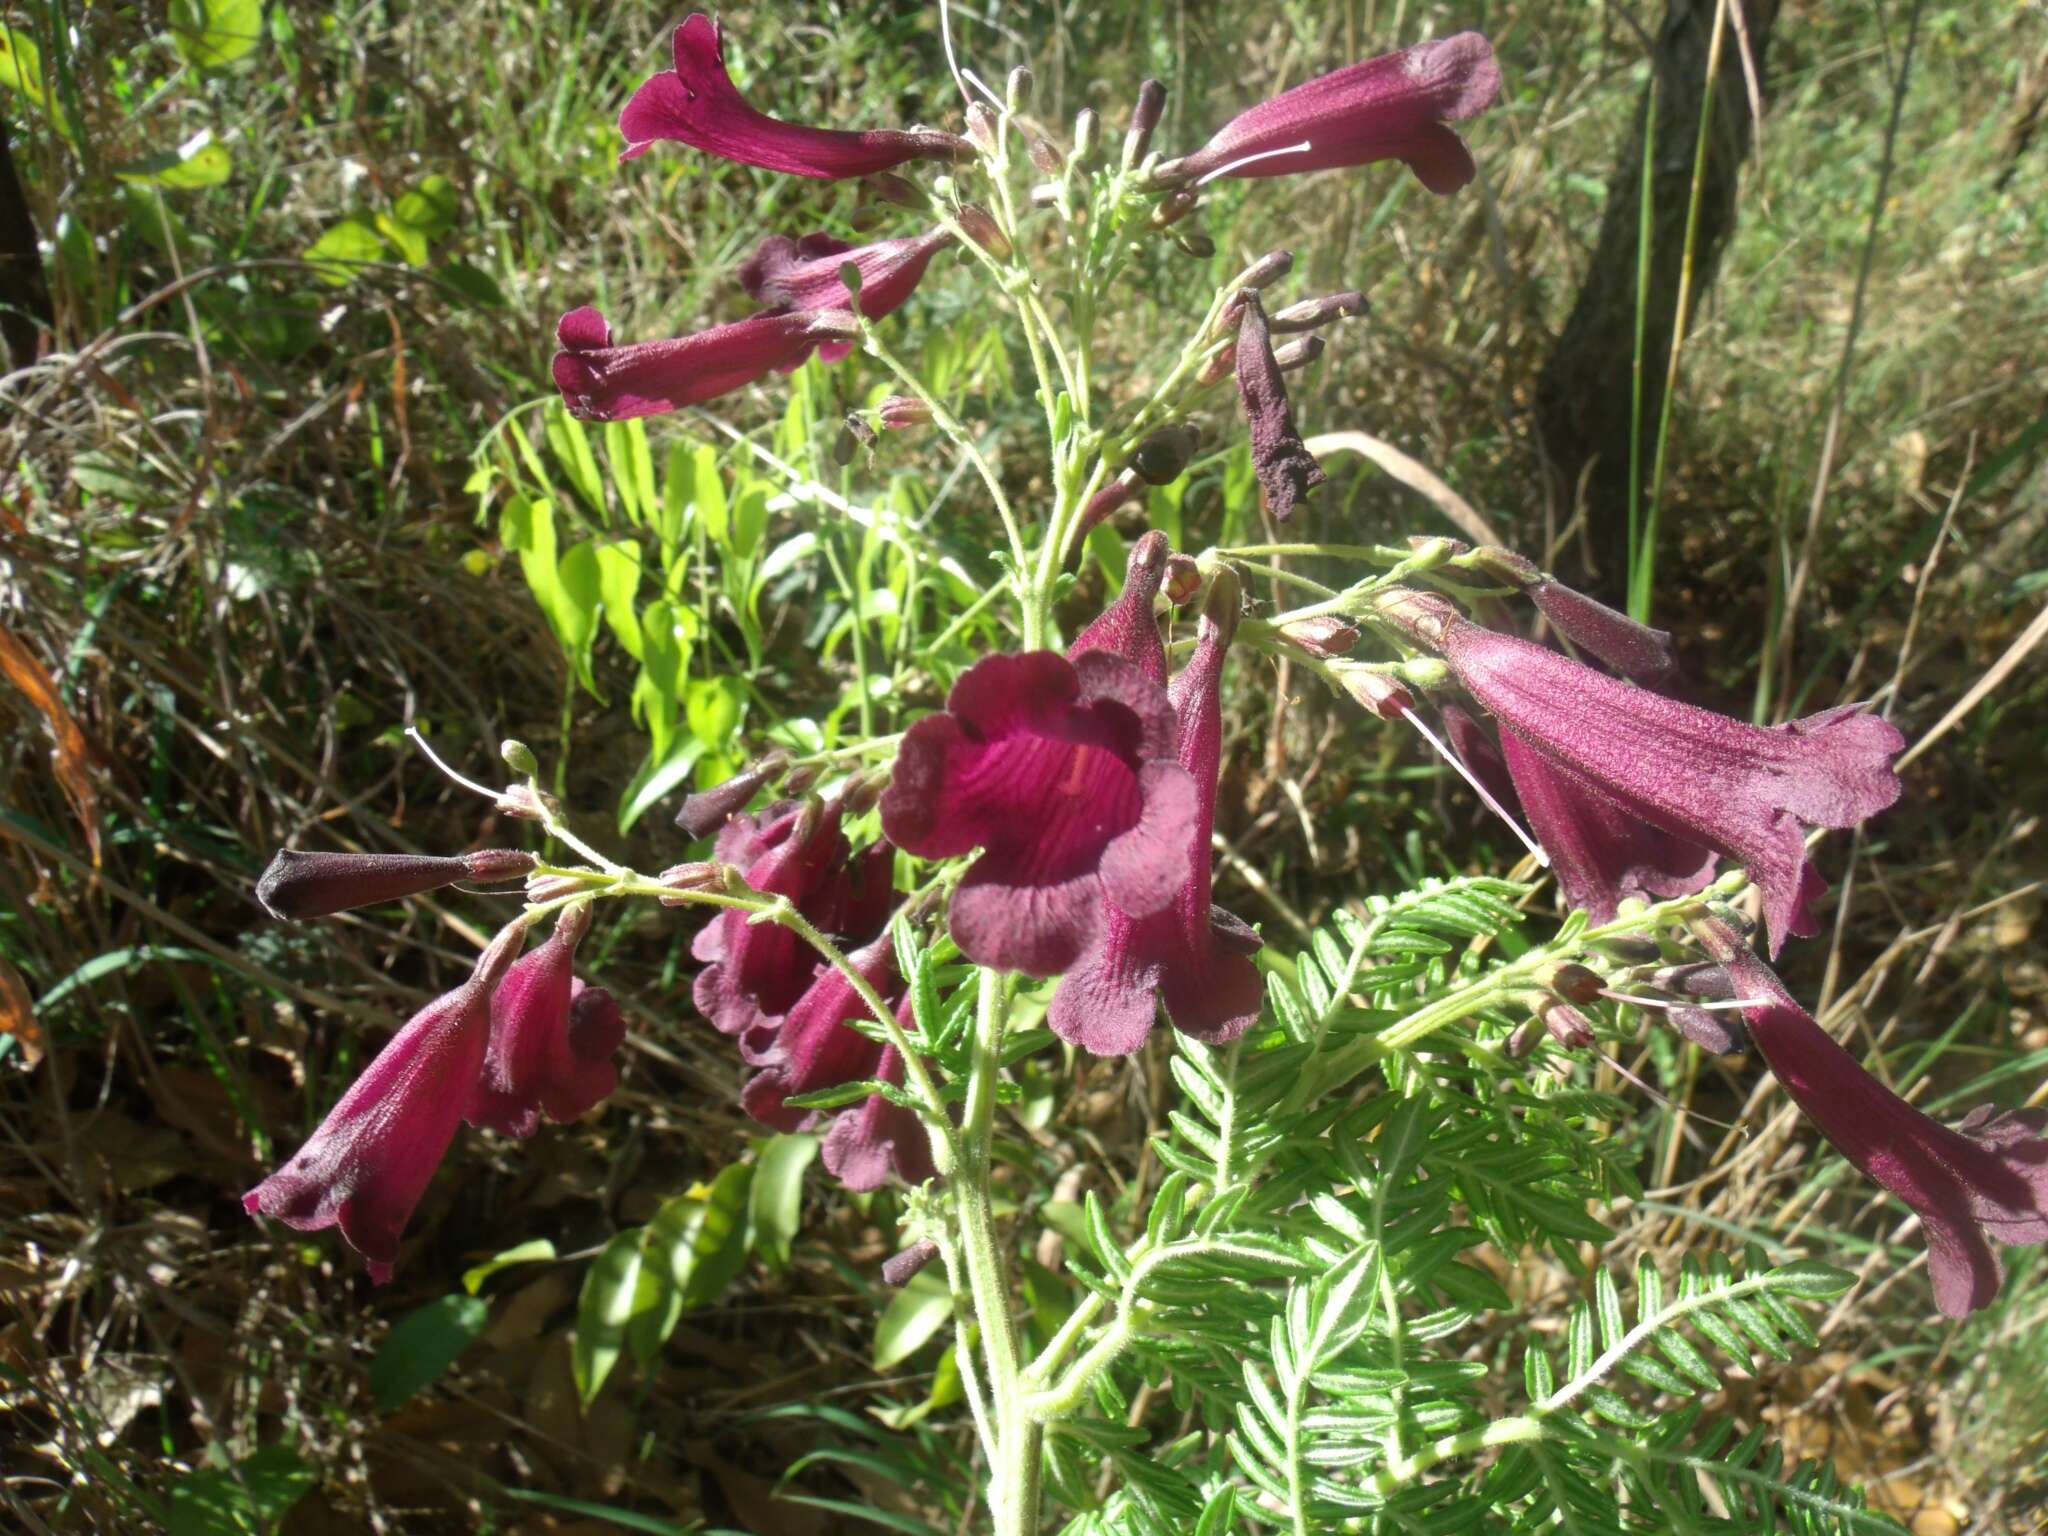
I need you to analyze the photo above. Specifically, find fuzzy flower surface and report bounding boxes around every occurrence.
[740,230,953,360]
[618,15,971,177]
[881,650,1197,977]
[1234,292,1325,522]
[552,304,858,422]
[256,848,534,921]
[1702,920,2048,1317]
[1157,33,1501,193]
[1051,569,1263,1055]
[1394,595,1904,954]
[243,924,525,1282]
[466,909,622,1139]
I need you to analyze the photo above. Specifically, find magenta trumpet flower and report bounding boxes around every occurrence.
[1155,33,1501,194]
[1235,292,1325,522]
[1051,570,1263,1055]
[465,907,623,1139]
[1467,547,1678,687]
[552,304,859,422]
[1496,726,1717,924]
[243,923,526,1282]
[739,935,897,1132]
[880,649,1197,977]
[618,14,971,177]
[1383,591,1905,954]
[1697,918,2048,1317]
[822,1035,939,1192]
[740,230,954,360]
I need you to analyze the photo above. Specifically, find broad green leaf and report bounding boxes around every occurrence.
[555,539,602,659]
[728,482,770,563]
[747,1133,818,1271]
[693,443,728,543]
[594,540,644,658]
[462,1237,556,1295]
[169,0,263,69]
[502,495,563,637]
[616,741,703,834]
[167,1445,313,1536]
[657,440,693,549]
[572,1230,644,1406]
[304,217,385,285]
[437,260,505,309]
[0,26,49,109]
[685,675,742,749]
[869,1342,964,1429]
[680,1160,755,1308]
[545,401,606,517]
[873,1268,951,1370]
[114,134,233,190]
[373,210,428,267]
[391,173,458,238]
[369,1294,488,1411]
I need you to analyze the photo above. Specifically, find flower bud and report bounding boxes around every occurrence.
[501,739,539,777]
[495,784,553,820]
[1538,999,1596,1050]
[840,772,888,818]
[1650,962,1737,1001]
[1123,79,1166,170]
[1506,1018,1542,1059]
[1241,249,1293,289]
[1150,189,1197,228]
[782,762,822,796]
[1406,534,1470,559]
[1195,343,1236,386]
[955,204,1010,260]
[1669,1004,1747,1055]
[1270,290,1368,332]
[1272,334,1324,372]
[1372,587,1461,651]
[677,751,791,839]
[1547,962,1605,1005]
[526,872,592,905]
[877,396,933,430]
[882,1238,940,1286]
[1340,668,1414,720]
[965,101,1000,153]
[1073,108,1101,164]
[655,861,726,904]
[1279,615,1359,658]
[1395,657,1451,690]
[1174,229,1216,258]
[1130,425,1198,486]
[1006,66,1033,113]
[1591,935,1664,964]
[254,848,539,921]
[1028,136,1062,174]
[864,172,922,207]
[1075,469,1142,538]
[1163,554,1203,606]
[552,899,594,951]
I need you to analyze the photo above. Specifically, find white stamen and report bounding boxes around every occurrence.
[1601,990,1766,1012]
[405,725,503,803]
[962,67,1007,114]
[1400,709,1550,868]
[1594,1049,1745,1133]
[938,0,972,109]
[1194,139,1314,187]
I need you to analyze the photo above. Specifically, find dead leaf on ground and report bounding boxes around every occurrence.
[0,953,43,1067]
[0,624,101,866]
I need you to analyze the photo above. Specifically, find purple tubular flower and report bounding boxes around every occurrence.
[677,751,791,839]
[1399,597,1904,955]
[1051,572,1262,1055]
[243,923,526,1282]
[552,304,859,422]
[1069,532,1172,685]
[1156,32,1501,193]
[740,935,896,1132]
[466,907,622,1139]
[739,230,954,361]
[1235,293,1325,522]
[256,848,535,921]
[1699,919,2048,1317]
[692,798,893,1048]
[1498,726,1718,923]
[880,651,1197,977]
[1439,703,1520,818]
[618,15,972,177]
[1469,548,1678,687]
[822,997,938,1192]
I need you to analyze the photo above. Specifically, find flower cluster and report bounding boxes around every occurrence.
[244,851,623,1282]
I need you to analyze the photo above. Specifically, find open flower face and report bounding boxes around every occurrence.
[1425,609,1904,954]
[552,304,859,422]
[1703,923,2048,1317]
[618,14,971,177]
[1157,32,1501,193]
[740,230,954,360]
[881,651,1197,977]
[243,924,525,1282]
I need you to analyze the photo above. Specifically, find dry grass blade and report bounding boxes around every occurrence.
[1897,602,2048,773]
[0,623,99,866]
[1302,431,1501,547]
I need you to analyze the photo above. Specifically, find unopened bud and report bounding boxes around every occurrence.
[883,1239,941,1286]
[840,772,887,818]
[1174,229,1215,258]
[1272,334,1324,372]
[1075,469,1142,538]
[1506,1019,1542,1059]
[1548,962,1605,1005]
[956,204,1010,259]
[1150,189,1197,228]
[677,751,790,839]
[655,861,726,904]
[500,739,539,777]
[837,259,864,297]
[1591,935,1664,964]
[495,784,553,820]
[1270,290,1368,332]
[966,101,1000,153]
[864,172,922,207]
[877,396,933,430]
[1538,999,1596,1050]
[1650,963,1737,1001]
[1163,554,1203,606]
[1340,668,1414,720]
[1670,1005,1748,1055]
[1130,425,1198,485]
[526,872,592,905]
[782,762,822,796]
[1406,534,1470,559]
[1073,107,1101,164]
[1241,249,1293,289]
[1395,657,1452,690]
[1372,587,1460,651]
[1123,79,1166,170]
[1006,66,1033,113]
[1195,342,1237,386]
[553,900,594,951]
[255,847,538,921]
[1028,135,1062,174]
[1279,615,1358,658]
